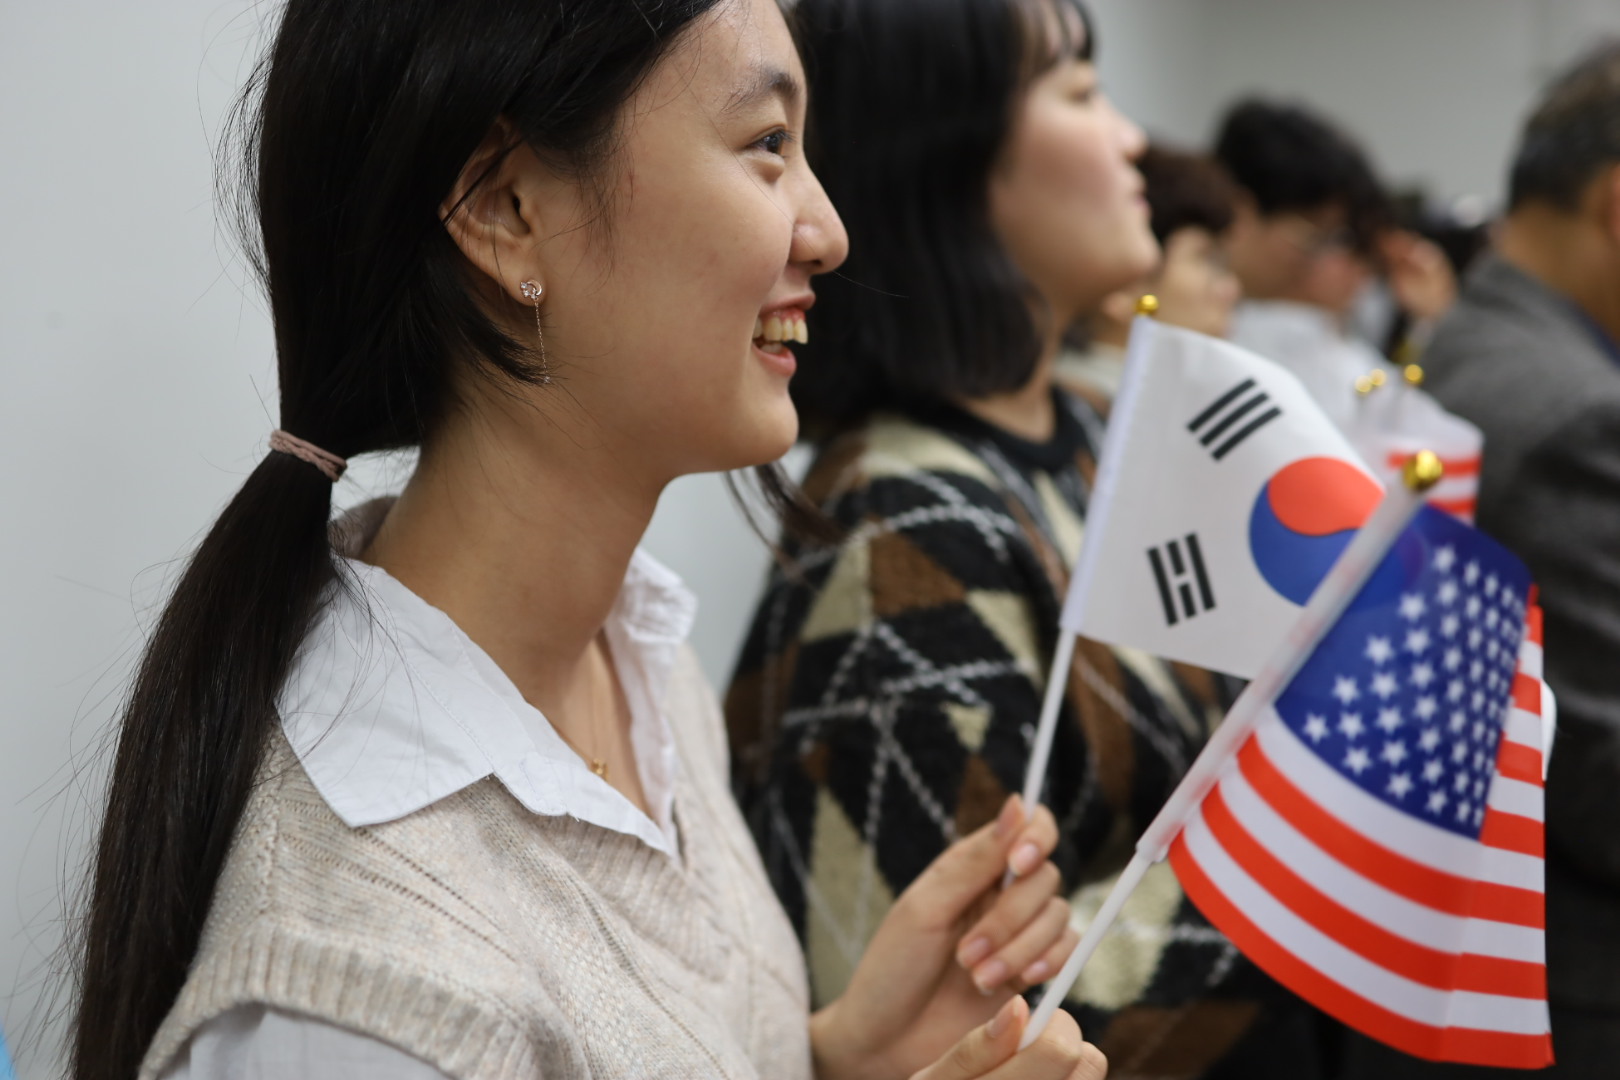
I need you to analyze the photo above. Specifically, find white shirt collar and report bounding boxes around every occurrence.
[277,548,697,857]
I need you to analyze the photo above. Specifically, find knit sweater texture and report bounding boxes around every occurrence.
[726,392,1306,1079]
[141,642,813,1079]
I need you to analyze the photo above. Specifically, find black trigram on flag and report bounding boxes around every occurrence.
[1148,534,1216,626]
[1187,378,1282,460]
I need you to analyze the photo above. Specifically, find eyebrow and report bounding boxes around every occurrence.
[721,64,804,117]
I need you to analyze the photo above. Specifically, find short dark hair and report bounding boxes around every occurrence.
[1213,98,1389,255]
[788,0,1094,436]
[1138,143,1238,245]
[1509,41,1620,211]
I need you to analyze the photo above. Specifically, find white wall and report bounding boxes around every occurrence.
[3,1,1617,1075]
[1089,0,1620,209]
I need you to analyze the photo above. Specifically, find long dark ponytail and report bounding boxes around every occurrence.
[70,2,719,1075]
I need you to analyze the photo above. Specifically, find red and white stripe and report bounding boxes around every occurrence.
[1169,612,1552,1068]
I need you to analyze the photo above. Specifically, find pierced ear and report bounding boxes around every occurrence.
[440,119,548,303]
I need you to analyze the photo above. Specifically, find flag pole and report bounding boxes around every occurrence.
[1005,297,1160,886]
[1019,450,1446,1048]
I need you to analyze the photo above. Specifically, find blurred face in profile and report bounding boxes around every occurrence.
[1151,226,1243,337]
[988,6,1157,330]
[1225,198,1371,313]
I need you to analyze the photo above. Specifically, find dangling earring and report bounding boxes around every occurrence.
[518,279,551,384]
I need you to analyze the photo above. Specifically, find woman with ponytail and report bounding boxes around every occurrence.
[70,1,1108,1078]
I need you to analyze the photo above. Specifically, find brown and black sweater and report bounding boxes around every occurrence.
[726,390,1332,1080]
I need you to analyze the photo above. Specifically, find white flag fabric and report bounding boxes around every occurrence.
[1348,384,1484,523]
[1063,318,1384,679]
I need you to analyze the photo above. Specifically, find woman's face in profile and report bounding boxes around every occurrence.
[475,0,848,483]
[988,21,1159,327]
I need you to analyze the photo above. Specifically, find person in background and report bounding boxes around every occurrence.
[1342,41,1620,1080]
[67,1,1102,1077]
[1063,144,1243,403]
[727,1,1333,1076]
[1213,98,1395,425]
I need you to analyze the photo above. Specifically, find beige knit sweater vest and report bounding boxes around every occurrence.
[139,647,813,1080]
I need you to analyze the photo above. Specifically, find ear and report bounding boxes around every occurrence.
[1600,163,1620,247]
[440,118,554,306]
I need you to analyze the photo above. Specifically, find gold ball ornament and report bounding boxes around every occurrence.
[1135,294,1160,317]
[1402,449,1445,493]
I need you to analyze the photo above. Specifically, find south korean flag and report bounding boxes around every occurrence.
[1064,318,1382,679]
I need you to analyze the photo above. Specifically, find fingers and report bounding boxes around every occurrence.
[908,996,1027,1080]
[1020,923,1079,991]
[913,1006,1106,1080]
[955,862,1064,992]
[1005,800,1058,880]
[991,1010,1107,1080]
[901,796,1058,928]
[982,897,1073,993]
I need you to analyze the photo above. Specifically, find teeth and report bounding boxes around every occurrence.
[754,309,809,344]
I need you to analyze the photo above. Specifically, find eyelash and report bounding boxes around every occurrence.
[754,128,794,157]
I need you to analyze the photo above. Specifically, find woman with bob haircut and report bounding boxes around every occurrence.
[727,1,1331,1076]
[67,1,1107,1078]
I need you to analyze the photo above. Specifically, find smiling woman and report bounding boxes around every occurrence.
[67,1,1108,1078]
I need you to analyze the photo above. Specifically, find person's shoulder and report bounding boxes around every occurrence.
[801,413,1003,511]
[1424,261,1620,449]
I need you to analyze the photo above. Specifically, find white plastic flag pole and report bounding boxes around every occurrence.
[1005,302,1161,887]
[1018,451,1444,1049]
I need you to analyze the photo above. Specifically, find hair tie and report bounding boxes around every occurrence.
[269,430,347,482]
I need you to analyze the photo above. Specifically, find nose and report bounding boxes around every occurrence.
[792,169,850,276]
[1108,95,1147,162]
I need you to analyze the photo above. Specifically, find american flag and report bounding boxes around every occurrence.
[1168,505,1553,1067]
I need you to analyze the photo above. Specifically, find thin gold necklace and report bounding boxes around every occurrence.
[553,642,611,781]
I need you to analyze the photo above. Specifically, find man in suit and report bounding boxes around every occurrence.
[1344,43,1620,1080]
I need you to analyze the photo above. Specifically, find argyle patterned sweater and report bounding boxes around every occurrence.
[726,392,1324,1079]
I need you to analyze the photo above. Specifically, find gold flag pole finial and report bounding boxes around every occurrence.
[1403,449,1444,493]
[1403,363,1425,387]
[1135,294,1160,318]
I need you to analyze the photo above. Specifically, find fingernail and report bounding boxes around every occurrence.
[1009,842,1041,877]
[973,957,1008,994]
[1021,959,1051,984]
[958,935,993,968]
[986,994,1023,1039]
[995,796,1022,839]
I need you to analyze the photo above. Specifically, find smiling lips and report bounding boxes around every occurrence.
[754,307,809,349]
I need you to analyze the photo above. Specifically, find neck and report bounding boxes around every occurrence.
[1087,316,1131,350]
[362,399,661,719]
[957,325,1062,442]
[1497,207,1620,344]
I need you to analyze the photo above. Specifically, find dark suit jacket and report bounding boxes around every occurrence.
[1423,254,1620,1013]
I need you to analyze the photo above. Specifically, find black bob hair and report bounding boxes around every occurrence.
[788,0,1095,438]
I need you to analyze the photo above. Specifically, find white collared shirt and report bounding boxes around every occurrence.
[1230,299,1394,429]
[162,547,698,1078]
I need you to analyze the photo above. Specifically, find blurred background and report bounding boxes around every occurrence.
[3,0,1618,1073]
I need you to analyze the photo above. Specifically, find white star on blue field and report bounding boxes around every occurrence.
[1272,507,1531,839]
